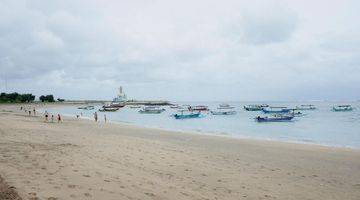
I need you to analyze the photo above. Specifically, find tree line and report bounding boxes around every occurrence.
[0,92,65,103]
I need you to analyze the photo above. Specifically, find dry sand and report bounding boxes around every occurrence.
[0,104,360,200]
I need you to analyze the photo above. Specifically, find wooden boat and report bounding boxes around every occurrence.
[78,105,94,110]
[188,105,209,112]
[218,103,235,109]
[99,107,119,112]
[174,111,201,119]
[139,106,165,114]
[255,115,294,122]
[332,105,353,112]
[129,105,141,108]
[295,105,316,110]
[244,104,268,111]
[211,110,237,115]
[262,107,290,114]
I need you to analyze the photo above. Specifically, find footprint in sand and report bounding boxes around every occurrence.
[68,184,76,189]
[84,193,92,197]
[83,174,91,178]
[47,197,58,200]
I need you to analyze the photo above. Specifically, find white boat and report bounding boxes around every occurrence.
[218,103,235,109]
[78,105,94,110]
[129,105,141,108]
[295,105,316,110]
[139,106,165,114]
[99,107,119,112]
[333,105,353,112]
[211,110,237,115]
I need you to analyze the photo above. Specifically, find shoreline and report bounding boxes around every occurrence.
[1,104,360,199]
[38,103,360,150]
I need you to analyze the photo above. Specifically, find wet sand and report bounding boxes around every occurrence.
[0,104,360,200]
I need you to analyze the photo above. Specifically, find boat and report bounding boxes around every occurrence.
[170,105,182,109]
[289,109,305,117]
[188,105,209,112]
[262,107,291,114]
[218,103,235,109]
[139,106,165,114]
[211,110,237,115]
[255,114,294,122]
[295,105,316,110]
[174,110,201,119]
[99,107,119,112]
[129,105,141,108]
[78,105,94,110]
[332,105,353,112]
[244,104,269,111]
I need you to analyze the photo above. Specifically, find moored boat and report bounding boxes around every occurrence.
[129,105,141,109]
[99,107,119,112]
[244,104,268,111]
[78,105,94,110]
[188,105,209,112]
[218,103,235,109]
[332,105,353,112]
[174,110,201,119]
[262,106,290,114]
[211,110,237,115]
[139,106,165,114]
[296,105,316,110]
[255,114,294,122]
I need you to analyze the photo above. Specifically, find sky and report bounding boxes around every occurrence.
[0,0,359,101]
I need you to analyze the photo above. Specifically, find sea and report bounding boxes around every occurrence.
[43,101,360,149]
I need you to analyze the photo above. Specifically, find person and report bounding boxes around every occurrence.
[20,106,23,110]
[28,110,31,116]
[33,107,36,116]
[94,112,98,122]
[57,114,61,123]
[51,114,54,123]
[44,111,49,122]
[104,114,107,123]
[76,114,79,119]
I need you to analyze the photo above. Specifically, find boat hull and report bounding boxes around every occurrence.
[256,116,294,122]
[174,113,201,119]
[211,111,237,115]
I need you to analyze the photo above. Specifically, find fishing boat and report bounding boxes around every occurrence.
[170,104,182,109]
[262,107,291,114]
[139,106,165,114]
[98,107,119,112]
[174,110,201,119]
[289,109,305,117]
[211,110,237,115]
[244,104,268,111]
[255,114,294,122]
[129,105,141,108]
[295,105,316,110]
[218,103,235,109]
[188,105,209,112]
[78,105,94,110]
[332,105,353,112]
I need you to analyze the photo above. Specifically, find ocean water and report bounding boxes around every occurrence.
[43,101,360,149]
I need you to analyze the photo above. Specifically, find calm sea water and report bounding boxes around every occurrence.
[43,101,360,149]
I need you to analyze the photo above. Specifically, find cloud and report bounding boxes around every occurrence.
[0,0,359,101]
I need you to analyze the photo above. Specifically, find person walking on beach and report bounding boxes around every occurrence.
[28,110,31,116]
[51,114,54,123]
[44,111,49,122]
[33,107,36,116]
[104,114,107,123]
[57,114,62,123]
[94,112,98,122]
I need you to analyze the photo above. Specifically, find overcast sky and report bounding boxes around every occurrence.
[0,0,359,101]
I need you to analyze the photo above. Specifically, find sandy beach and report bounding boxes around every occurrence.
[0,104,359,200]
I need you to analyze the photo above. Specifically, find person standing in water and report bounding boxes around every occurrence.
[94,112,98,122]
[57,114,61,123]
[51,114,54,123]
[33,107,36,116]
[44,111,49,122]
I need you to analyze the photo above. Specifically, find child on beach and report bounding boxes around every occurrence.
[57,114,61,123]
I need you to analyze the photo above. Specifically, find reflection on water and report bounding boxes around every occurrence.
[43,101,360,148]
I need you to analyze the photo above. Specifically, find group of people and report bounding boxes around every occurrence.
[20,106,36,116]
[44,111,62,123]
